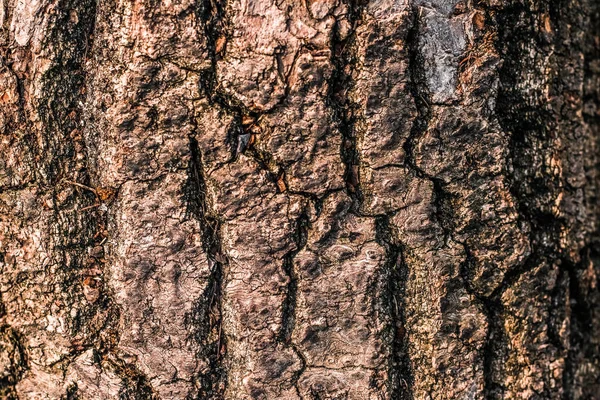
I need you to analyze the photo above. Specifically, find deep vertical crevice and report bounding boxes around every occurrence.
[484,4,535,397]
[196,0,288,189]
[188,5,232,395]
[490,0,590,397]
[328,3,417,397]
[277,206,314,396]
[562,242,600,399]
[375,216,413,400]
[564,0,600,395]
[403,3,430,177]
[0,325,28,400]
[184,136,228,399]
[547,266,569,352]
[197,0,229,100]
[404,4,507,397]
[328,0,367,210]
[402,5,454,241]
[480,297,506,399]
[115,363,158,400]
[279,211,310,344]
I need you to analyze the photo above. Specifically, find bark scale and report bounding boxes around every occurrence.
[0,0,598,399]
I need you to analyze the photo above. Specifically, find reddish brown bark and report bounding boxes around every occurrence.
[0,0,599,399]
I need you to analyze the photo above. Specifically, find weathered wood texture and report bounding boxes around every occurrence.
[0,0,599,399]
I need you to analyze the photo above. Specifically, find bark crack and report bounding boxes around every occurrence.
[403,5,454,244]
[184,136,228,399]
[328,0,366,210]
[375,216,413,400]
[403,5,497,397]
[279,210,310,344]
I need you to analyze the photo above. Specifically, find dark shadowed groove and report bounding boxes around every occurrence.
[64,382,80,400]
[404,4,504,397]
[564,0,600,394]
[324,4,424,397]
[41,0,101,278]
[328,3,417,397]
[279,210,310,344]
[327,0,367,209]
[548,267,569,352]
[115,363,158,400]
[277,209,311,395]
[197,0,292,117]
[197,0,250,163]
[197,0,229,101]
[490,0,577,397]
[196,0,291,188]
[290,343,308,398]
[563,262,585,400]
[184,136,228,399]
[402,4,429,180]
[402,5,453,242]
[459,242,508,399]
[375,216,413,400]
[36,0,153,397]
[0,325,28,400]
[471,3,533,397]
[562,242,600,399]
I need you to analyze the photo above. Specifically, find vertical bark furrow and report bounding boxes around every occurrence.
[205,1,385,397]
[82,0,216,397]
[278,210,311,398]
[278,211,310,344]
[328,0,365,207]
[1,0,598,398]
[184,136,228,399]
[0,324,27,399]
[564,243,600,399]
[374,216,413,400]
[490,0,600,397]
[395,1,531,397]
[0,0,103,397]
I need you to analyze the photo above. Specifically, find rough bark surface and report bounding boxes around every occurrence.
[0,0,598,399]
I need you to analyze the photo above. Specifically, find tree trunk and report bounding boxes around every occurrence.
[0,0,598,399]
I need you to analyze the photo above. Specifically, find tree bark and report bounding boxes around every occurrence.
[0,0,599,399]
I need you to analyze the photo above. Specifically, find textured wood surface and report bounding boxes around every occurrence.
[0,0,598,399]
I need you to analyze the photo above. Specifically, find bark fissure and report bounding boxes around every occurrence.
[563,242,600,398]
[279,211,310,344]
[110,355,159,400]
[1,0,599,398]
[485,0,600,397]
[328,0,366,207]
[327,4,419,397]
[403,5,452,242]
[0,325,27,399]
[375,216,413,400]
[487,5,559,397]
[184,136,228,399]
[197,0,291,191]
[404,5,501,397]
[198,0,229,102]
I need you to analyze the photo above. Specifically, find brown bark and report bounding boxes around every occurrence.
[0,0,598,399]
